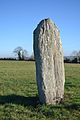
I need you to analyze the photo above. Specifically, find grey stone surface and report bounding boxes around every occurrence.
[33,18,65,104]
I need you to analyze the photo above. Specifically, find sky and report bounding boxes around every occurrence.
[0,0,80,57]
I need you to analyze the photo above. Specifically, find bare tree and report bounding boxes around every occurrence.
[71,50,80,63]
[13,46,28,60]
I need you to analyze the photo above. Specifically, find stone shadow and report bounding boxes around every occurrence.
[0,95,80,110]
[64,103,80,110]
[51,103,80,111]
[0,94,39,107]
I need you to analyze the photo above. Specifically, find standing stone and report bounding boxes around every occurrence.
[33,18,65,104]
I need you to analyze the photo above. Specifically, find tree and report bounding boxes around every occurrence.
[72,58,77,63]
[64,57,71,63]
[13,47,28,60]
[71,50,80,63]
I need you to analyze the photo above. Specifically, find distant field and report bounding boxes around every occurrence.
[0,61,80,120]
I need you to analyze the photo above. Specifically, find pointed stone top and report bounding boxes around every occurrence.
[37,18,54,26]
[34,18,59,34]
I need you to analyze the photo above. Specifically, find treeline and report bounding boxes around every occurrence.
[0,56,80,63]
[0,57,35,61]
[0,58,16,60]
[64,56,80,63]
[64,50,80,63]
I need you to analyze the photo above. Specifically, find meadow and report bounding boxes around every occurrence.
[0,61,80,120]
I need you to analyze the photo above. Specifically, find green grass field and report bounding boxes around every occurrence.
[0,61,80,120]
